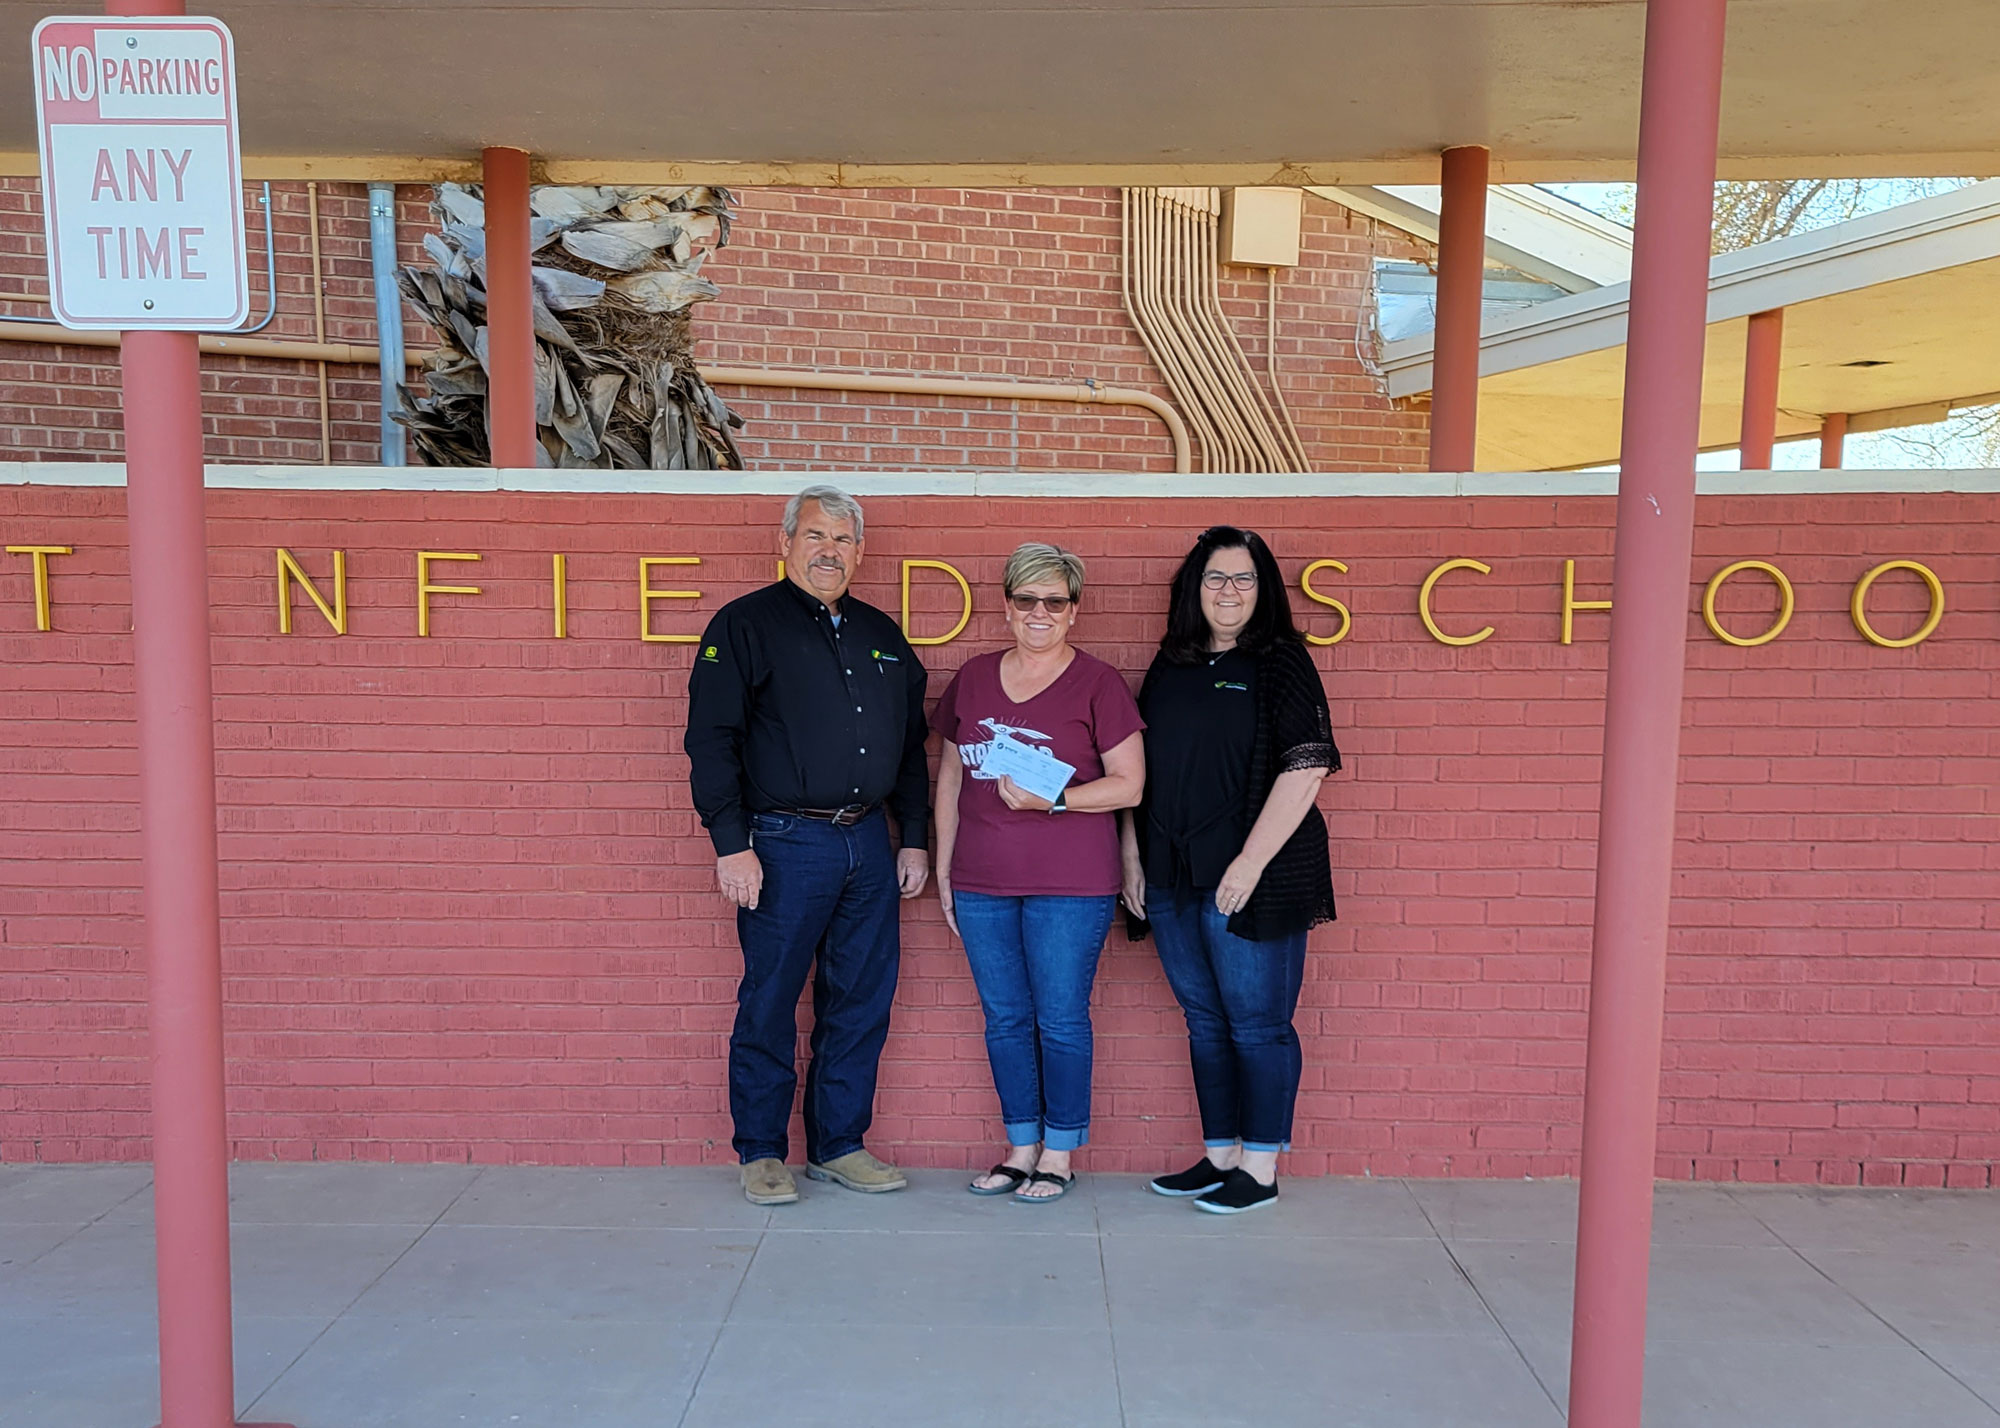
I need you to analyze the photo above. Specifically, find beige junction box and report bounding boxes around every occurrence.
[1220,186,1304,267]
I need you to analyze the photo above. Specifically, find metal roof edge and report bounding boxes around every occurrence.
[1382,180,2000,395]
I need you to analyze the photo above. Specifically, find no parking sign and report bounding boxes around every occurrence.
[31,14,248,330]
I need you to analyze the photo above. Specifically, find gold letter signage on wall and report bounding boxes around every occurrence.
[640,557,701,643]
[1850,560,1945,649]
[1300,559,1351,646]
[5,545,70,631]
[7,536,1972,652]
[276,548,347,635]
[1419,558,1495,646]
[1562,559,1612,646]
[416,551,482,636]
[900,559,973,646]
[1701,560,1794,647]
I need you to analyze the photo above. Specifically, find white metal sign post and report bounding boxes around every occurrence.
[32,14,247,329]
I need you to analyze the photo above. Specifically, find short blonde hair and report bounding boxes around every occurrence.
[1003,542,1085,601]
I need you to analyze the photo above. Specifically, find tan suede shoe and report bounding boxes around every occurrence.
[741,1157,799,1205]
[804,1148,908,1193]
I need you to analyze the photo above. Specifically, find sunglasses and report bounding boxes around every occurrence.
[1007,593,1074,614]
[1202,570,1259,591]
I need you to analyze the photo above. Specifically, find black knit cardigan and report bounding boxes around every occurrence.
[1137,638,1341,942]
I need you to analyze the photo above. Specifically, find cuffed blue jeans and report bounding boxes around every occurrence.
[1147,885,1309,1152]
[954,890,1116,1152]
[730,809,900,1166]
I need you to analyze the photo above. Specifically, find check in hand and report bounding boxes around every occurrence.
[981,734,1073,805]
[995,774,1053,812]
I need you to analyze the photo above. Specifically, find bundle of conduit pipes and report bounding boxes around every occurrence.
[1120,187,1310,473]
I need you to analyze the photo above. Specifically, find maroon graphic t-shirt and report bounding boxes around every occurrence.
[934,649,1145,897]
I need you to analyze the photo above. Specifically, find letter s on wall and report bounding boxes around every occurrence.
[1300,559,1351,646]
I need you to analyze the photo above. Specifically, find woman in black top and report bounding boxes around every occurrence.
[1119,526,1340,1214]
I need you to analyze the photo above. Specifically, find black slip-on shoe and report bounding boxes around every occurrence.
[1150,1156,1228,1197]
[1193,1167,1279,1215]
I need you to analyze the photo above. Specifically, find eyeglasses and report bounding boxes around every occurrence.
[1202,571,1259,591]
[1007,593,1074,614]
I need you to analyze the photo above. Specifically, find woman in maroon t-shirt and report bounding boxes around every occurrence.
[935,543,1146,1202]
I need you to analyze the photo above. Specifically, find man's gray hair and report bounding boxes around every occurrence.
[1004,542,1085,601]
[783,484,865,541]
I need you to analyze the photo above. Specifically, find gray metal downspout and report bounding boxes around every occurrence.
[367,182,407,465]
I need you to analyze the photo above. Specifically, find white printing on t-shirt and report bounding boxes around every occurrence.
[957,717,1054,779]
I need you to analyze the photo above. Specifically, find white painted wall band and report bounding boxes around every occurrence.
[2,462,1997,499]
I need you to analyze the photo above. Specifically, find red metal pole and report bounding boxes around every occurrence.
[1568,3,1728,1428]
[481,146,538,468]
[1738,307,1784,469]
[1428,144,1490,472]
[104,8,291,1424]
[122,329,239,1428]
[1820,411,1848,469]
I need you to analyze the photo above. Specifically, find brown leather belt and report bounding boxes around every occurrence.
[778,803,878,827]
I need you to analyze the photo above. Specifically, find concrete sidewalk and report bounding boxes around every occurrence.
[1,1163,1996,1427]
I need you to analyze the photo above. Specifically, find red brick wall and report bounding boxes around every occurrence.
[1,180,435,465]
[699,188,1427,472]
[2,181,1428,473]
[3,481,1995,1186]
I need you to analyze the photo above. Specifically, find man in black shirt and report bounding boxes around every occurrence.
[685,485,931,1205]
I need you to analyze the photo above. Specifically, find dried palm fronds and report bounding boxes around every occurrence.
[394,183,745,469]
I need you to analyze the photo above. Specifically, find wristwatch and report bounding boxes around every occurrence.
[1050,788,1068,814]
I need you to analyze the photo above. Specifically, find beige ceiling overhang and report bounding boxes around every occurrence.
[1381,181,2000,471]
[2,1,1999,183]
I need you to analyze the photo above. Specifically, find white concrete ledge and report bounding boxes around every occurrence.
[2,463,1998,499]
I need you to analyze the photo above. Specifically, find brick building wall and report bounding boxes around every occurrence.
[2,477,1994,1186]
[1,181,1429,473]
[0,180,430,466]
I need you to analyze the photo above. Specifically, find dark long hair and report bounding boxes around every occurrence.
[1159,526,1303,664]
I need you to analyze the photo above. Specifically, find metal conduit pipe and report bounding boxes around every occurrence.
[1130,191,1227,471]
[1149,191,1245,470]
[306,182,332,464]
[1202,219,1309,472]
[1159,192,1251,470]
[1188,195,1301,471]
[0,321,396,364]
[368,183,407,466]
[702,366,1192,474]
[1120,189,1221,473]
[1178,190,1275,471]
[1123,188,1302,473]
[0,323,1191,474]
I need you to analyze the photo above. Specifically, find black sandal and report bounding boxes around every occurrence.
[968,1163,1032,1196]
[1013,1169,1076,1203]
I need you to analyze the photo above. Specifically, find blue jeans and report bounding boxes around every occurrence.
[730,809,900,1165]
[1147,885,1308,1152]
[954,891,1116,1152]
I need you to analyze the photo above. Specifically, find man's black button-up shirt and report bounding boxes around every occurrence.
[685,579,930,857]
